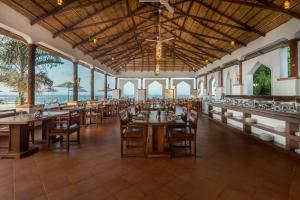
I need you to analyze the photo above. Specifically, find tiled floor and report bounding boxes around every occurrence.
[1,115,300,200]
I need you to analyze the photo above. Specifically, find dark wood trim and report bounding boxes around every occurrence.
[27,44,36,106]
[73,62,78,102]
[104,74,108,99]
[289,38,299,77]
[90,68,95,100]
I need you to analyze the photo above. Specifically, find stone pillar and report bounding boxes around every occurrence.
[289,39,299,77]
[141,78,144,89]
[90,67,94,100]
[27,44,36,107]
[73,62,78,101]
[104,73,108,99]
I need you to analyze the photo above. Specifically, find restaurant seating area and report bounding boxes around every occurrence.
[1,0,300,199]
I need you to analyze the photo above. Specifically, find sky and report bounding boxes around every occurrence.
[0,57,114,95]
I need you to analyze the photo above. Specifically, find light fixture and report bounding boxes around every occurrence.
[111,57,114,61]
[205,59,209,64]
[156,42,162,60]
[155,63,160,76]
[231,41,235,46]
[57,0,63,6]
[283,0,291,9]
[93,38,97,45]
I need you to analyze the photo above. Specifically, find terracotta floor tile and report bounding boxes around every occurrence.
[0,115,300,200]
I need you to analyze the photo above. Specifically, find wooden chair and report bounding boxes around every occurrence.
[0,110,16,151]
[47,110,80,152]
[168,110,198,158]
[86,104,103,127]
[119,110,147,158]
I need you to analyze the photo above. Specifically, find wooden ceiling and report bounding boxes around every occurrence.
[3,0,300,72]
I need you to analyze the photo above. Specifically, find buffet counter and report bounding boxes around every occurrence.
[208,102,300,156]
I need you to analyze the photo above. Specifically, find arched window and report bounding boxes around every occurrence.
[253,64,271,95]
[226,73,233,95]
[176,81,191,99]
[123,81,135,99]
[209,77,217,96]
[148,81,163,99]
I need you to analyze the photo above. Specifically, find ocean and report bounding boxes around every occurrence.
[0,94,111,110]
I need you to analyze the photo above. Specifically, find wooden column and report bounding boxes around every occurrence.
[27,44,36,107]
[90,67,94,100]
[218,68,223,87]
[289,39,299,77]
[238,60,243,85]
[104,73,108,99]
[73,62,78,101]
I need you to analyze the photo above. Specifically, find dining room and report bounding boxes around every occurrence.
[1,0,300,200]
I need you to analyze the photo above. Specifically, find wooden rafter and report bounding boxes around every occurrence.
[53,0,122,38]
[222,0,300,19]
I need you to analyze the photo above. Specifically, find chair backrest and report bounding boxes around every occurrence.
[68,110,80,128]
[0,109,16,118]
[189,110,198,132]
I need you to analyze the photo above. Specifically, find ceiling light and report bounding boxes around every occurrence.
[93,38,97,45]
[112,57,114,61]
[57,0,63,6]
[284,0,291,9]
[155,63,160,76]
[231,41,235,46]
[156,42,162,60]
[205,59,209,64]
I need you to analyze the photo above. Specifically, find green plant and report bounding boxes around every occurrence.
[253,64,271,96]
[0,36,63,105]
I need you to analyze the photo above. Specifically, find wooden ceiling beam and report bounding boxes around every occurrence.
[83,11,156,52]
[160,25,220,59]
[62,9,156,33]
[173,5,246,46]
[126,0,144,56]
[161,14,230,54]
[194,0,265,37]
[31,0,78,25]
[222,0,300,19]
[53,0,122,38]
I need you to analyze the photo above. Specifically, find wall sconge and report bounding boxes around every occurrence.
[57,0,63,6]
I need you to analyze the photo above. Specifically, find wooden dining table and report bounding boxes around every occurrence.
[132,111,185,157]
[0,111,68,158]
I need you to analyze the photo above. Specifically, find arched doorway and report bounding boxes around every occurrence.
[148,81,163,99]
[209,76,216,96]
[176,81,191,99]
[226,72,233,95]
[123,81,135,99]
[253,64,271,95]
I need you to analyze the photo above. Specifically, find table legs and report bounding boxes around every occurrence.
[0,124,38,159]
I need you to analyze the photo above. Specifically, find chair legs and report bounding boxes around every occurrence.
[67,133,70,152]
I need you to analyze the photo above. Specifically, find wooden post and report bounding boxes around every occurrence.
[27,44,36,107]
[73,62,78,101]
[218,68,223,87]
[289,39,299,77]
[238,60,243,85]
[204,75,207,95]
[104,73,108,99]
[90,67,94,100]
